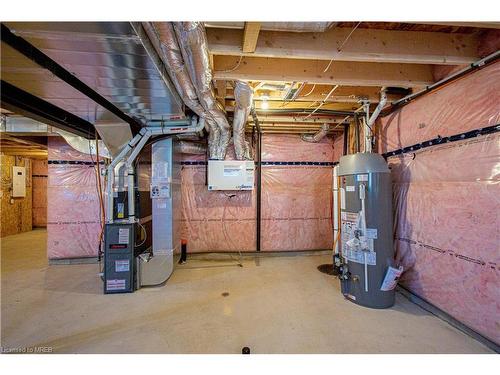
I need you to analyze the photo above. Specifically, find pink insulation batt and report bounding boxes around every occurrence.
[181,134,342,252]
[47,132,343,256]
[47,137,102,259]
[378,61,500,344]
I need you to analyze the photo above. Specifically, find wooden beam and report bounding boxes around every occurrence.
[412,22,500,29]
[213,55,434,87]
[226,85,402,103]
[207,27,479,65]
[242,22,261,53]
[226,100,360,112]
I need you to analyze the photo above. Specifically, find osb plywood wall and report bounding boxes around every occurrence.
[1,154,33,237]
[32,159,48,227]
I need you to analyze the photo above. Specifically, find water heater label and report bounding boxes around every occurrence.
[357,174,368,182]
[346,185,355,192]
[341,211,376,265]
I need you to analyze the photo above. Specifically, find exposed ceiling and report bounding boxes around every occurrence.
[1,21,498,138]
[205,21,499,133]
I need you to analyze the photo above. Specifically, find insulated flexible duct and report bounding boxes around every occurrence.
[144,22,205,118]
[178,141,207,154]
[233,81,253,159]
[174,22,231,160]
[141,22,217,154]
[300,123,330,143]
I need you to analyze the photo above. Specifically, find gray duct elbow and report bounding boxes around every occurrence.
[301,123,330,143]
[233,81,253,160]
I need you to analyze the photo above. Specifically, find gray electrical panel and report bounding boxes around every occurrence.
[338,153,395,308]
[104,223,135,294]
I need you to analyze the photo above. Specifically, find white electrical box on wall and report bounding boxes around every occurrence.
[208,160,254,190]
[12,166,26,198]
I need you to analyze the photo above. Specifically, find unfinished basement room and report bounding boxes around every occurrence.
[0,1,499,372]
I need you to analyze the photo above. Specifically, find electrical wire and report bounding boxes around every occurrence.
[87,135,105,270]
[135,221,147,248]
[215,55,243,73]
[95,134,105,251]
[301,84,316,97]
[322,21,362,73]
[302,85,339,120]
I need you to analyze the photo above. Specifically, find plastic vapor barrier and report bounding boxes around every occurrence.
[181,143,256,252]
[180,134,343,252]
[378,62,500,153]
[261,134,335,251]
[47,137,102,259]
[379,61,500,344]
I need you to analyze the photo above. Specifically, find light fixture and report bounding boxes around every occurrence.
[260,94,269,110]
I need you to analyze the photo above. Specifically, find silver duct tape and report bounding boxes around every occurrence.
[174,22,231,160]
[178,141,207,154]
[301,123,330,143]
[233,81,253,160]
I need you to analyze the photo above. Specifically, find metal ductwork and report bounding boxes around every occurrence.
[178,141,207,155]
[56,129,110,158]
[173,22,231,160]
[233,81,253,160]
[301,123,330,143]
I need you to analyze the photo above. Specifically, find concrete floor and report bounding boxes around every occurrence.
[1,229,493,354]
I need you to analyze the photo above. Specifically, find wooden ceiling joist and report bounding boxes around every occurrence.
[242,22,261,53]
[213,55,434,87]
[207,27,479,65]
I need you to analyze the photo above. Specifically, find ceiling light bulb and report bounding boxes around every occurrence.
[261,100,269,110]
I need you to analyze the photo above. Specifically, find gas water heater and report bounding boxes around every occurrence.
[337,153,395,308]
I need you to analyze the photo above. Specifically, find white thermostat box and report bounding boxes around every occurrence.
[208,160,254,190]
[12,166,26,198]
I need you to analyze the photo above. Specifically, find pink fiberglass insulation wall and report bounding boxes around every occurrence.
[180,142,255,252]
[182,134,342,252]
[378,61,500,344]
[261,134,335,251]
[47,137,102,259]
[378,62,500,154]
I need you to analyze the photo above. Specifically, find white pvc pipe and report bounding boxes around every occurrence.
[106,117,204,223]
[105,130,146,223]
[333,165,339,255]
[359,183,369,292]
[126,130,152,223]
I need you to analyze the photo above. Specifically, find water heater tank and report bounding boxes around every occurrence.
[338,153,395,308]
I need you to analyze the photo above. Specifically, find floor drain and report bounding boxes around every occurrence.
[221,292,230,297]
